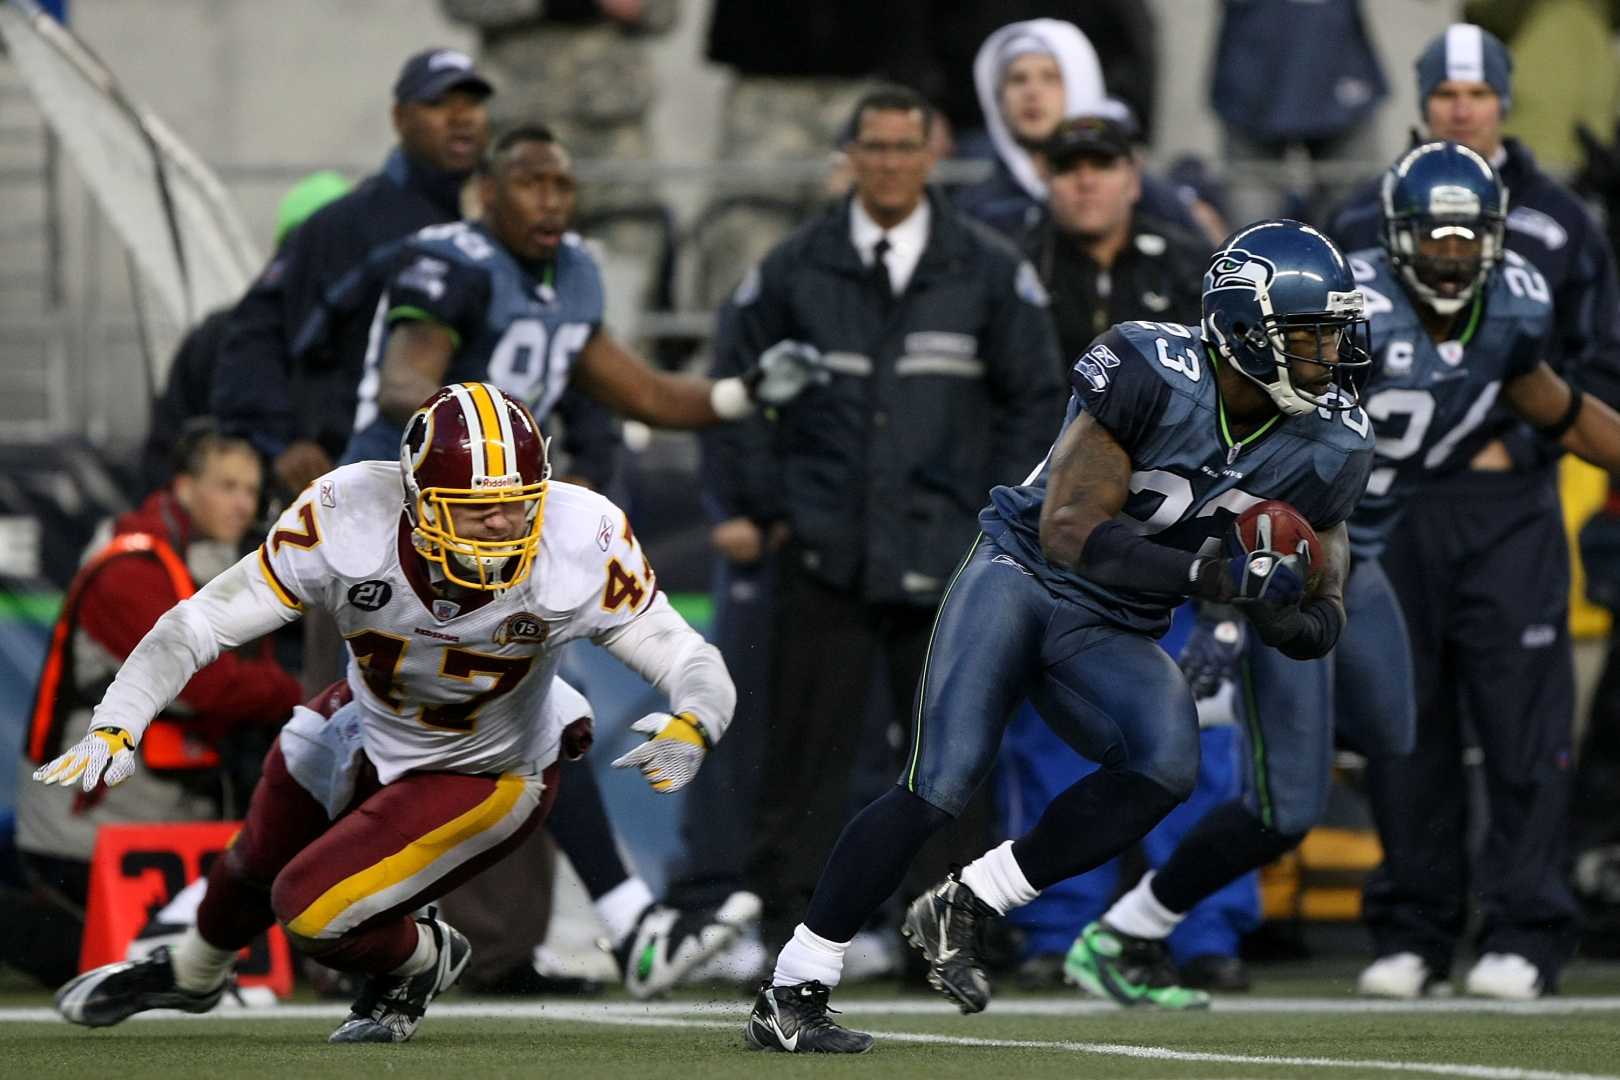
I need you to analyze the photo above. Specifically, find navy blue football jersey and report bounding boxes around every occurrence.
[353,222,604,429]
[1346,248,1550,558]
[981,320,1374,635]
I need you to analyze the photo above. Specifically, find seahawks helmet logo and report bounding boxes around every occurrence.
[1208,251,1275,295]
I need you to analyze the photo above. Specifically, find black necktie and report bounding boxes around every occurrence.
[872,235,893,297]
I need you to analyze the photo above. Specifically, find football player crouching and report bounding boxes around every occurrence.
[39,382,736,1043]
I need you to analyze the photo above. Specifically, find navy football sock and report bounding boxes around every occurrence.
[1150,799,1304,914]
[803,786,953,942]
[547,757,631,900]
[1011,770,1182,891]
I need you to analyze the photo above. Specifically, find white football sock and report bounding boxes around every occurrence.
[1104,871,1185,940]
[772,923,851,989]
[959,841,1040,915]
[390,921,440,977]
[597,876,657,948]
[171,927,235,992]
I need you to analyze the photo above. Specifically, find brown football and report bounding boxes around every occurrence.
[1234,500,1320,571]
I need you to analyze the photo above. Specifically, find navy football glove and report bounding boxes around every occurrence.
[1179,607,1248,699]
[1192,547,1307,605]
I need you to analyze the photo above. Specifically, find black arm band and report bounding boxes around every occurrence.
[1080,520,1202,594]
[1250,596,1345,660]
[1538,389,1584,441]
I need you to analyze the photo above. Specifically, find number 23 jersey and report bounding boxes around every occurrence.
[982,320,1374,635]
[258,461,655,783]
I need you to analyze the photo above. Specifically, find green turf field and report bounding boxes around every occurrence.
[5,964,1620,1080]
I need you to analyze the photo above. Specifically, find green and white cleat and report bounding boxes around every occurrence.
[1064,921,1211,1010]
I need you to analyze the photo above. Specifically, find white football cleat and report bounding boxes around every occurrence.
[1357,952,1448,999]
[1464,953,1543,1000]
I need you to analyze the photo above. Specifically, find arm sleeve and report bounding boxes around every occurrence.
[699,266,790,522]
[89,552,305,741]
[594,592,737,746]
[982,259,1066,485]
[1072,328,1173,454]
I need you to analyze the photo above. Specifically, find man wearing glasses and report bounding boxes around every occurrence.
[707,84,1062,957]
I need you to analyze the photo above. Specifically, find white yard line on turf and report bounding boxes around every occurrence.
[6,994,1620,1025]
[2,1000,1619,1079]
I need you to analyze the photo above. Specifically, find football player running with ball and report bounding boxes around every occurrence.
[745,220,1375,1053]
[1070,143,1620,1008]
[38,383,736,1044]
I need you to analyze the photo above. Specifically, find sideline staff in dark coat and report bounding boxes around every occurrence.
[210,48,493,496]
[709,85,1061,945]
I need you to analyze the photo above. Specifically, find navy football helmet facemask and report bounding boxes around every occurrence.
[1381,141,1506,317]
[1201,219,1371,417]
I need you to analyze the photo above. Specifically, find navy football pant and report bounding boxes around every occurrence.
[1364,473,1579,979]
[1237,558,1416,835]
[802,537,1196,943]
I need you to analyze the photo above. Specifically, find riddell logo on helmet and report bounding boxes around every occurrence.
[1208,251,1275,295]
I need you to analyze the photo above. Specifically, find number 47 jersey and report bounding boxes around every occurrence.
[981,320,1375,635]
[259,461,656,784]
[1345,248,1550,559]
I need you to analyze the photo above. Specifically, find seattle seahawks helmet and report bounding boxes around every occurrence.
[1201,219,1370,416]
[1380,140,1506,316]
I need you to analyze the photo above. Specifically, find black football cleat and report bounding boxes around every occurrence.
[744,980,874,1054]
[328,918,471,1044]
[55,945,228,1027]
[901,872,997,1013]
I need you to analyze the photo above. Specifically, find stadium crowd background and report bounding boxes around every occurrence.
[3,0,1620,1000]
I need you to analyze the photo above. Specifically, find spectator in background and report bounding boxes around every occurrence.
[707,85,1062,951]
[211,47,493,498]
[995,115,1256,991]
[956,19,1218,245]
[1210,0,1388,228]
[439,0,681,349]
[5,429,301,988]
[692,0,912,313]
[911,2,1159,152]
[1328,24,1620,1000]
[138,171,352,498]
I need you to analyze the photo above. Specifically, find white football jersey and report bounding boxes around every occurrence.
[257,462,657,783]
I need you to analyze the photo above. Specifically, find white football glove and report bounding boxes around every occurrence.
[745,340,828,406]
[33,725,138,792]
[610,711,709,793]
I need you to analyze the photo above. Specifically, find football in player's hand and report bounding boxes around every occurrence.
[1234,500,1320,583]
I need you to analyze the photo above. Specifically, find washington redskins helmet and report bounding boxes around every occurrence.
[401,382,549,590]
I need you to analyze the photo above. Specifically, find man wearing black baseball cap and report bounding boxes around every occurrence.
[211,46,495,498]
[1027,113,1208,404]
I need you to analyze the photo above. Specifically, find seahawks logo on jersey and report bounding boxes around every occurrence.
[1074,343,1122,392]
[1208,251,1275,295]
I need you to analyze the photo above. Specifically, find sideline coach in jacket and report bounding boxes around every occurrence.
[709,84,1062,948]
